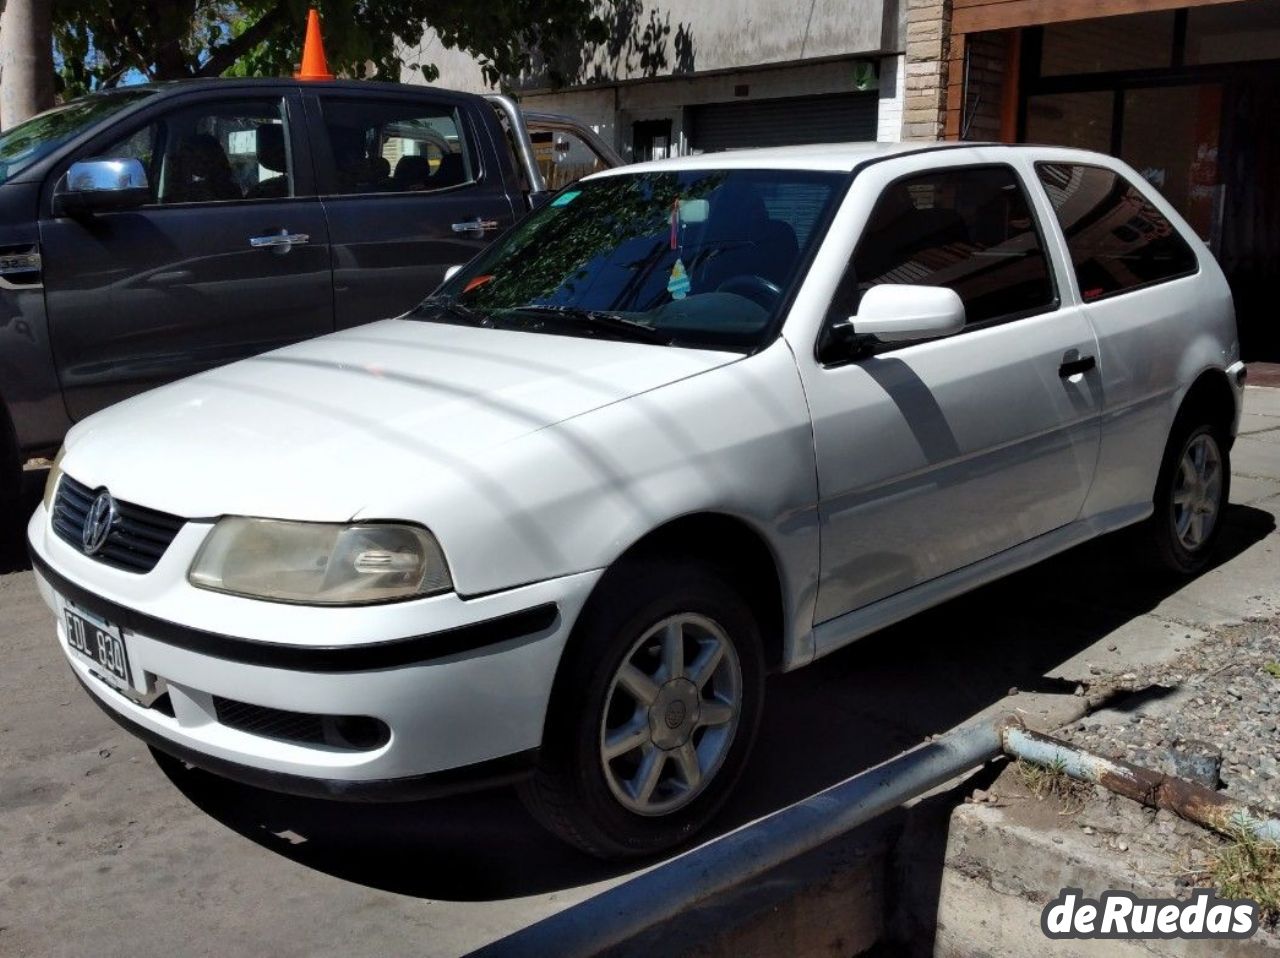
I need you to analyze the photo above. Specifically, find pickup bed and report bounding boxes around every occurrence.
[0,78,620,509]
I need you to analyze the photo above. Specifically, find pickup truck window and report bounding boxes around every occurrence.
[838,165,1055,329]
[0,89,153,184]
[94,98,293,204]
[531,128,608,190]
[425,168,845,351]
[1035,162,1198,302]
[316,98,473,195]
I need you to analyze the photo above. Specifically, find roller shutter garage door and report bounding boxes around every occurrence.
[689,92,878,152]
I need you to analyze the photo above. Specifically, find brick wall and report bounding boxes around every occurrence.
[877,54,907,142]
[903,0,952,140]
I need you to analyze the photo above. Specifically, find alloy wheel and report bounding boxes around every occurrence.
[598,613,742,816]
[1172,433,1223,551]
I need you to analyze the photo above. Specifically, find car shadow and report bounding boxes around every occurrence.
[152,502,1276,902]
[0,468,44,575]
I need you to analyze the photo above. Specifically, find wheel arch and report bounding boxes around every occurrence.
[1174,367,1238,447]
[553,511,789,695]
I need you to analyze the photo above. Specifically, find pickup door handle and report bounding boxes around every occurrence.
[1058,354,1097,378]
[249,229,310,252]
[451,218,500,236]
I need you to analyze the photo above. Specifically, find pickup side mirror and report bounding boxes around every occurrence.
[849,284,966,343]
[53,158,150,217]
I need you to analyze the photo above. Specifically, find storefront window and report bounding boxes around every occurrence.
[1024,91,1113,153]
[1121,85,1224,246]
[1040,12,1175,76]
[1185,0,1280,65]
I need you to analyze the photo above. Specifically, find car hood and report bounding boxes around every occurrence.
[61,318,741,520]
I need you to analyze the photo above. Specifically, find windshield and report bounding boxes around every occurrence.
[0,90,154,185]
[420,167,847,350]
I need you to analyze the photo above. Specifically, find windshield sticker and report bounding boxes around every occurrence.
[551,190,581,207]
[667,258,691,300]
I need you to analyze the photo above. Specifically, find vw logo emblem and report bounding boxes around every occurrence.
[82,491,117,556]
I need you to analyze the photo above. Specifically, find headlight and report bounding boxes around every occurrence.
[42,447,65,512]
[189,518,452,605]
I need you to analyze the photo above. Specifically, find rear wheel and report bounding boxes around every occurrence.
[519,559,765,859]
[1148,419,1230,575]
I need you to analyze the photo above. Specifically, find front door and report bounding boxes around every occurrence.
[307,92,518,329]
[40,92,334,420]
[796,159,1102,633]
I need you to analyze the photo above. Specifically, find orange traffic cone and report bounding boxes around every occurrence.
[295,8,335,80]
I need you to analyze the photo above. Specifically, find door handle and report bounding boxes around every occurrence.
[1058,354,1096,378]
[451,218,500,236]
[249,229,310,253]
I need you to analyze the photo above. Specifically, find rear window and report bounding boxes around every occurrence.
[1036,163,1198,301]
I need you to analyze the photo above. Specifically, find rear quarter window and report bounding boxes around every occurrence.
[1035,162,1199,301]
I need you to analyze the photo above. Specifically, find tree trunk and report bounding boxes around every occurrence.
[0,0,55,129]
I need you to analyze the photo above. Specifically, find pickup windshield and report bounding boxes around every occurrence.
[0,90,154,185]
[420,167,846,351]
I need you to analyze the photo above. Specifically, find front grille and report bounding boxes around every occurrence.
[51,474,185,573]
[212,696,390,752]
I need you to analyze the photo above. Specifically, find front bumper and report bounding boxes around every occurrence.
[29,506,601,797]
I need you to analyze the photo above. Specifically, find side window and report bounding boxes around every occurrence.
[1036,163,1198,301]
[530,128,608,191]
[92,99,292,205]
[317,98,473,196]
[840,165,1056,328]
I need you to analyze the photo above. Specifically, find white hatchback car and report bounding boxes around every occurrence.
[29,143,1244,859]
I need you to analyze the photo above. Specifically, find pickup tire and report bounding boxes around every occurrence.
[519,558,765,859]
[1147,418,1231,575]
[0,410,21,524]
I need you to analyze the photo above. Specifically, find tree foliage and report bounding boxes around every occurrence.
[50,0,609,97]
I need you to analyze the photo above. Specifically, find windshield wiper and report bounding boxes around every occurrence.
[508,305,672,345]
[417,296,492,327]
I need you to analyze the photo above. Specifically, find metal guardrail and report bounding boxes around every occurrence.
[468,715,1011,958]
[468,714,1280,957]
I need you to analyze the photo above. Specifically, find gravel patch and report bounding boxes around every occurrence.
[1059,614,1280,817]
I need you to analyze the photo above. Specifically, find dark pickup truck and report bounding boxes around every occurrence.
[0,78,620,510]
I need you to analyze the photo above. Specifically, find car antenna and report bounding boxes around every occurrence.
[294,8,335,81]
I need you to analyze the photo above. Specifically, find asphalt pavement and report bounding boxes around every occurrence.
[2,388,1277,958]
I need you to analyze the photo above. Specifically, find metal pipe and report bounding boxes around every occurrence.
[483,93,548,203]
[1004,726,1280,845]
[467,715,1010,958]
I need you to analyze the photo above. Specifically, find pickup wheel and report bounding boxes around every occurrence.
[0,413,21,524]
[519,559,765,860]
[1148,419,1231,575]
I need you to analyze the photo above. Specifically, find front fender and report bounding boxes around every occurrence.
[365,339,821,661]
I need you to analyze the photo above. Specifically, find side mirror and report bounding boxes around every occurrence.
[850,284,965,343]
[53,158,150,217]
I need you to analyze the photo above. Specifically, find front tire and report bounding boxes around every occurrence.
[1148,419,1230,575]
[519,559,765,859]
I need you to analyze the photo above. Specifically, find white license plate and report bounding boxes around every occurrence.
[63,603,132,691]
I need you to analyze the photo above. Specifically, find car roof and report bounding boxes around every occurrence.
[585,141,1120,177]
[79,77,482,100]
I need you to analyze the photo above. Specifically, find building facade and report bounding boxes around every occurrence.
[403,0,907,159]
[909,0,1280,359]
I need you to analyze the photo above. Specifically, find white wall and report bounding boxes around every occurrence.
[399,1,906,153]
